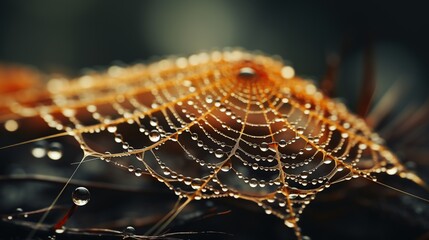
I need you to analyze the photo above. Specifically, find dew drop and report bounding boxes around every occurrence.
[191,133,198,140]
[260,142,269,152]
[139,126,145,133]
[214,149,224,158]
[284,218,295,228]
[72,187,90,206]
[296,127,305,135]
[123,226,136,237]
[128,165,135,172]
[135,168,142,177]
[150,117,158,126]
[323,158,332,165]
[205,95,213,104]
[300,171,309,179]
[249,178,258,188]
[47,142,63,160]
[114,134,123,143]
[238,67,256,79]
[32,141,47,158]
[358,143,367,150]
[107,125,117,133]
[149,130,161,142]
[278,139,287,148]
[191,179,202,190]
[55,226,66,234]
[221,162,232,172]
[386,165,398,175]
[214,100,221,107]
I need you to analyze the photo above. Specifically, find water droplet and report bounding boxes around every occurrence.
[55,226,66,234]
[191,133,198,140]
[214,100,221,107]
[249,178,258,188]
[107,125,117,133]
[219,104,226,112]
[191,179,202,190]
[32,141,47,158]
[260,142,268,152]
[72,187,90,206]
[189,114,196,121]
[149,130,160,142]
[205,95,213,104]
[47,142,63,160]
[323,158,332,164]
[150,117,158,126]
[284,218,295,228]
[238,67,256,79]
[278,139,286,148]
[139,126,145,133]
[114,134,123,143]
[296,127,305,135]
[214,149,224,158]
[221,162,232,172]
[123,226,135,237]
[128,165,135,172]
[358,143,367,150]
[135,168,142,177]
[300,171,309,179]
[386,164,398,175]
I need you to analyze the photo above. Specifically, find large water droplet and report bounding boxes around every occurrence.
[249,178,258,188]
[47,142,63,160]
[260,142,268,152]
[214,149,224,158]
[221,162,232,172]
[72,187,90,206]
[149,130,160,142]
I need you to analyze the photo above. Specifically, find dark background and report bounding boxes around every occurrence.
[0,1,428,239]
[0,0,428,98]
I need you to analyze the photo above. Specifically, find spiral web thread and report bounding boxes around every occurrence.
[1,50,423,239]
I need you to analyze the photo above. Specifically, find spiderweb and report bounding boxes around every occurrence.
[1,50,423,239]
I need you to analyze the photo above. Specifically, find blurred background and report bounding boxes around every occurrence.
[0,0,428,105]
[0,1,428,239]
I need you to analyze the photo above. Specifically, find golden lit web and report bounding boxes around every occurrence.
[0,50,424,239]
